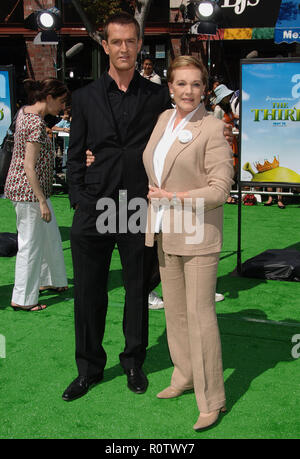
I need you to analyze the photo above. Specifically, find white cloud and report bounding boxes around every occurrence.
[293,99,300,109]
[242,90,250,101]
[247,66,279,79]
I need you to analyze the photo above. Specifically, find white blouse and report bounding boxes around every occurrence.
[152,104,201,232]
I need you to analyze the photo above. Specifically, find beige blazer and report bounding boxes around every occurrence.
[142,104,234,256]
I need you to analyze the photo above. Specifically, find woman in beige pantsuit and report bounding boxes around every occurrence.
[142,56,234,430]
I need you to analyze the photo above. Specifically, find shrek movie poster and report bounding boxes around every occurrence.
[240,59,300,185]
[0,68,13,146]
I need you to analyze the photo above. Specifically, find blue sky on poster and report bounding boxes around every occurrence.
[241,62,300,181]
[0,70,12,145]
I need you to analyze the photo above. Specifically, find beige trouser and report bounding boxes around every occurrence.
[157,236,226,413]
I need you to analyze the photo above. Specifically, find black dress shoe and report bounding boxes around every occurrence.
[62,374,103,402]
[125,368,148,394]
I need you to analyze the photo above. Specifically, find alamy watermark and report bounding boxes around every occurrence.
[0,334,6,359]
[95,191,205,244]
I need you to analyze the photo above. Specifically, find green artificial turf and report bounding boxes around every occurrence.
[0,192,300,439]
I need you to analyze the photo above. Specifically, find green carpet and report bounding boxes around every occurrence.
[0,193,299,439]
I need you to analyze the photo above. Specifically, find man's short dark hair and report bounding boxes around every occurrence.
[103,12,141,41]
[143,57,155,65]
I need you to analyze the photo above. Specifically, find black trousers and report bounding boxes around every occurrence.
[70,207,159,378]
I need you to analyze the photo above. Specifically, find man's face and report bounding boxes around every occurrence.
[143,60,154,76]
[102,23,142,73]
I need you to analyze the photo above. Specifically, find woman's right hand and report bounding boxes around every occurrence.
[86,149,95,167]
[40,200,52,222]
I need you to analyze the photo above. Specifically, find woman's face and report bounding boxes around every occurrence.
[168,66,205,115]
[46,94,67,116]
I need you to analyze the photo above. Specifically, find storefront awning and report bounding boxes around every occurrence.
[196,27,275,41]
[274,0,300,44]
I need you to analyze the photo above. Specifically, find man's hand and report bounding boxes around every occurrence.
[86,149,95,167]
[223,123,233,146]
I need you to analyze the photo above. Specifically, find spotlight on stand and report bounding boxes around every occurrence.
[188,1,222,36]
[198,1,214,18]
[36,9,61,31]
[187,1,222,23]
[187,1,222,78]
[25,7,61,44]
[25,7,61,31]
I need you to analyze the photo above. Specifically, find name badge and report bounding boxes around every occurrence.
[178,130,193,143]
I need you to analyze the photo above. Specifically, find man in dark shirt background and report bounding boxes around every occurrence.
[62,12,171,401]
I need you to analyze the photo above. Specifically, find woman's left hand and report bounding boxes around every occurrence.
[147,185,172,201]
[39,200,52,222]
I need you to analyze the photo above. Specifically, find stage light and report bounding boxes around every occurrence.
[198,2,214,18]
[37,11,55,30]
[187,1,221,22]
[25,7,61,31]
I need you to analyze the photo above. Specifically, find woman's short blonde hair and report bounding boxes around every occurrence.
[167,55,208,88]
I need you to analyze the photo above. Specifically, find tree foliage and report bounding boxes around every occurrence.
[79,1,132,27]
[71,0,153,43]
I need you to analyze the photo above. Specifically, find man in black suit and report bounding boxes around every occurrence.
[62,12,171,401]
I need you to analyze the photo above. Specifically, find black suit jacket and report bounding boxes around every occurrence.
[67,71,171,215]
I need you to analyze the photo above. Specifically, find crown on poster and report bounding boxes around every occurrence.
[254,156,280,173]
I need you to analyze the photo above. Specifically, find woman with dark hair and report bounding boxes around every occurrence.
[5,78,70,311]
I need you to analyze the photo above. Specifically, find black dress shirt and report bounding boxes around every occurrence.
[103,71,140,144]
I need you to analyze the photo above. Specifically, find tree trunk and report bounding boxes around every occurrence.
[134,0,153,39]
[71,0,102,44]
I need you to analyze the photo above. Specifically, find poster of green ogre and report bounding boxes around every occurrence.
[240,59,300,186]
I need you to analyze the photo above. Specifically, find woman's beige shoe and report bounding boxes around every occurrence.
[156,386,184,399]
[193,406,226,431]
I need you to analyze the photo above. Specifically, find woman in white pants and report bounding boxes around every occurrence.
[5,78,69,311]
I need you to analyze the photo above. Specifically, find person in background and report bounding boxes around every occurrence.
[230,89,240,128]
[140,57,162,85]
[213,84,238,204]
[52,108,71,134]
[4,78,69,311]
[206,75,225,114]
[143,55,234,431]
[52,108,71,155]
[264,187,285,209]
